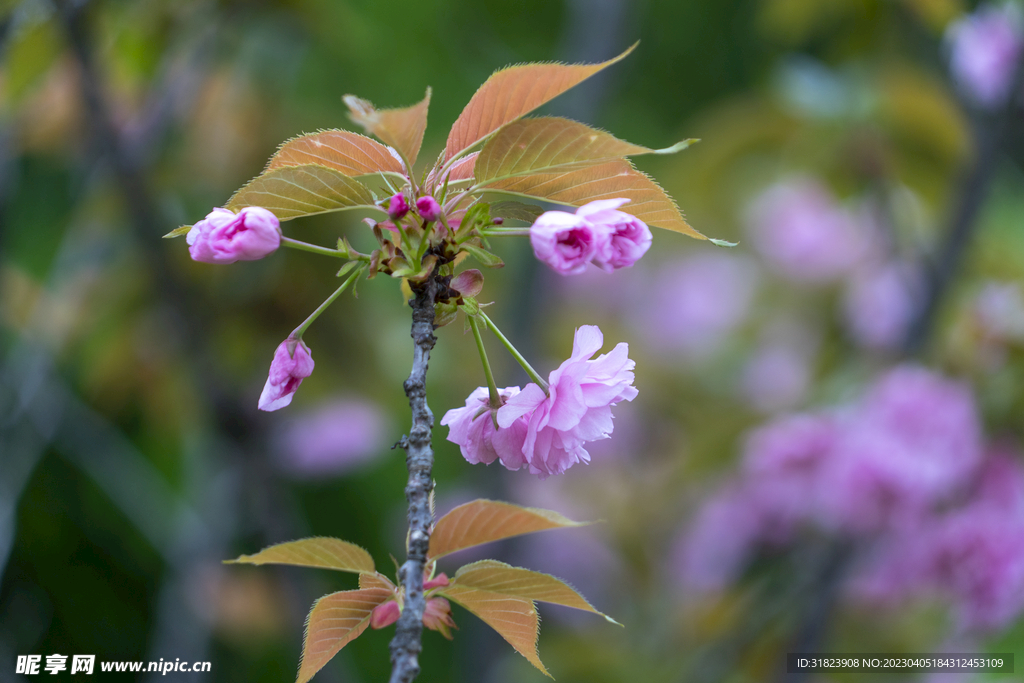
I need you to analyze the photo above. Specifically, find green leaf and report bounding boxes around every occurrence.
[484,158,706,239]
[296,588,392,683]
[458,243,504,268]
[264,130,406,178]
[358,572,397,592]
[226,165,380,221]
[452,560,619,624]
[445,43,637,161]
[163,224,192,239]
[490,201,544,223]
[474,117,693,185]
[439,584,548,677]
[344,88,431,166]
[429,499,588,561]
[226,537,375,574]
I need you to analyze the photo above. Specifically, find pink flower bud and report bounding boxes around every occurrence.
[370,600,400,629]
[578,199,652,271]
[416,196,442,221]
[187,207,281,264]
[422,597,456,639]
[258,340,315,412]
[529,211,597,275]
[387,193,410,221]
[423,573,450,591]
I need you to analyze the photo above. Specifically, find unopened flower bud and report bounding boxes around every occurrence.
[370,600,400,629]
[388,193,410,221]
[416,196,442,222]
[492,217,504,225]
[187,207,281,264]
[258,339,315,412]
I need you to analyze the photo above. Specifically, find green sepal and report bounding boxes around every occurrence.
[164,224,192,239]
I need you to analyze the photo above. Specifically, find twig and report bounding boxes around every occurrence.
[902,56,1024,355]
[389,274,440,683]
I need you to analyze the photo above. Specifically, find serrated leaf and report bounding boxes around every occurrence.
[296,588,392,683]
[226,165,380,221]
[485,158,705,239]
[439,584,548,677]
[452,560,618,624]
[164,224,192,239]
[475,117,692,184]
[445,43,637,161]
[226,537,375,574]
[429,499,587,561]
[264,130,405,178]
[490,201,544,223]
[358,572,397,592]
[344,88,431,166]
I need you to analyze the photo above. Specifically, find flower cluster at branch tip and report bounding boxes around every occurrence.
[259,340,315,412]
[530,199,652,275]
[444,325,637,478]
[947,2,1024,108]
[187,207,281,264]
[677,364,1024,631]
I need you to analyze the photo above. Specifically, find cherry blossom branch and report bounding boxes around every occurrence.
[388,272,441,683]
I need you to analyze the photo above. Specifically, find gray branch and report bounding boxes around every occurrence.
[388,275,440,683]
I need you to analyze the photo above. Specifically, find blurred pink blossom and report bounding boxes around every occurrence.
[276,398,388,476]
[187,207,281,264]
[258,340,314,412]
[974,281,1024,341]
[498,326,637,478]
[387,193,410,220]
[843,260,921,351]
[746,179,868,283]
[947,3,1024,107]
[636,252,758,360]
[677,485,765,591]
[679,365,984,590]
[741,324,817,412]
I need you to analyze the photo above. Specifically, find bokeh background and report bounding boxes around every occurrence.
[2,0,1024,681]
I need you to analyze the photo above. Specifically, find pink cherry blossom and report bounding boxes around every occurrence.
[948,3,1024,108]
[529,210,598,275]
[274,399,388,477]
[497,326,637,478]
[578,198,652,271]
[843,259,921,351]
[441,387,529,471]
[187,207,281,264]
[415,196,442,221]
[258,340,315,412]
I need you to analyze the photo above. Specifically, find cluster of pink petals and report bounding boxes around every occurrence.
[679,364,1024,631]
[258,340,315,412]
[440,387,528,471]
[679,365,983,582]
[442,326,637,478]
[187,207,281,264]
[530,199,652,275]
[416,196,442,221]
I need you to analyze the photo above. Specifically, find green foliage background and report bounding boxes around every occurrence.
[2,0,1023,681]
